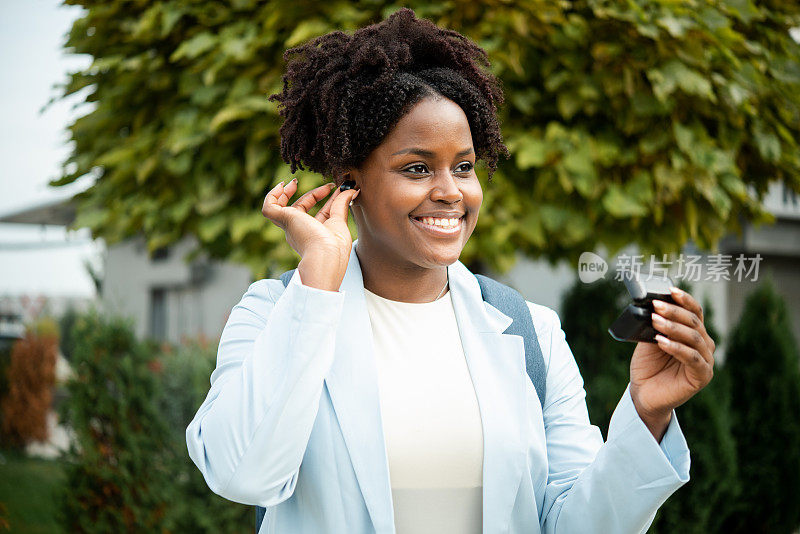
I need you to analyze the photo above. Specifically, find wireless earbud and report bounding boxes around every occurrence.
[340,180,356,191]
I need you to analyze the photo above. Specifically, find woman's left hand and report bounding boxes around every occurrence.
[629,286,716,440]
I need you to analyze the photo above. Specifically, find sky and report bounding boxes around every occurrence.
[0,0,100,297]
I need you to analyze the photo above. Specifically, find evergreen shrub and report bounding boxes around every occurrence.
[722,279,800,534]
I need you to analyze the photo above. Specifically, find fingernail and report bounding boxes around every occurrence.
[670,286,684,296]
[655,334,669,345]
[277,181,285,188]
[653,299,666,310]
[651,312,665,326]
[291,178,297,184]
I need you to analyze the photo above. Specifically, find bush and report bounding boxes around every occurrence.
[57,310,171,532]
[58,307,80,363]
[721,279,800,534]
[154,340,251,533]
[0,320,59,448]
[649,300,739,534]
[561,276,738,533]
[57,310,250,533]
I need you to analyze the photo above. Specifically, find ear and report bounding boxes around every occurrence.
[338,167,360,188]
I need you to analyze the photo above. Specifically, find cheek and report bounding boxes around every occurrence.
[465,180,483,212]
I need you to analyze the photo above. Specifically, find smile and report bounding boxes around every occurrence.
[410,216,464,236]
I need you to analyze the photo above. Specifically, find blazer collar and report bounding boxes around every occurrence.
[324,242,529,533]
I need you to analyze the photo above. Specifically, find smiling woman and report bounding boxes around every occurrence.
[186,8,715,534]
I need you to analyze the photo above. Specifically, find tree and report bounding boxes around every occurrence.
[722,278,800,534]
[52,1,800,275]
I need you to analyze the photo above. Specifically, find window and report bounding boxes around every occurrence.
[149,288,167,341]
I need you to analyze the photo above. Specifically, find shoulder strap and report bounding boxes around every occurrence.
[279,269,295,287]
[474,274,547,408]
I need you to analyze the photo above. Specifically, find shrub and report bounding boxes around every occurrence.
[57,310,171,532]
[0,321,58,448]
[721,279,800,534]
[649,299,739,534]
[155,340,251,533]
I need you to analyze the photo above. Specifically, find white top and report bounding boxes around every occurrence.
[364,287,483,534]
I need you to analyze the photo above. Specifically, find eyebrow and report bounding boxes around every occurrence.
[390,147,474,158]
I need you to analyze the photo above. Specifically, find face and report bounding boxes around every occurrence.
[349,96,483,271]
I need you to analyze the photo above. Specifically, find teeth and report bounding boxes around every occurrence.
[419,217,460,228]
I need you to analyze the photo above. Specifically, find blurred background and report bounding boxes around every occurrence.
[1,0,799,532]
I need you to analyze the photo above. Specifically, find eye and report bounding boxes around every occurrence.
[403,164,429,174]
[456,162,474,173]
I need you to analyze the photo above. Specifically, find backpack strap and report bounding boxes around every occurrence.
[474,274,547,408]
[279,269,295,287]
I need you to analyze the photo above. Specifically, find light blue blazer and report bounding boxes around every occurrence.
[186,243,690,533]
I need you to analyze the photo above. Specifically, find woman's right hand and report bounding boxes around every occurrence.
[262,178,359,291]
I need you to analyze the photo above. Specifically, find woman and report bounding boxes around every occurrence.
[187,8,715,534]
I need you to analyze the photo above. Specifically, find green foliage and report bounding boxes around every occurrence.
[58,307,80,362]
[561,277,739,533]
[649,298,739,534]
[722,279,800,534]
[53,0,800,275]
[154,341,251,533]
[58,312,250,533]
[57,311,171,532]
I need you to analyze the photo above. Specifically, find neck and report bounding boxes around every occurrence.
[355,243,449,303]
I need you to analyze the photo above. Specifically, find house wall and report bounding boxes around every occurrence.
[102,236,252,344]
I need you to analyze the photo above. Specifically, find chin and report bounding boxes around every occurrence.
[413,243,466,269]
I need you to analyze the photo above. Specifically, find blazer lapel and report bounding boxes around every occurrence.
[324,245,395,533]
[448,261,530,534]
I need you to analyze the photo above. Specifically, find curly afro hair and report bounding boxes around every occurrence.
[268,8,509,183]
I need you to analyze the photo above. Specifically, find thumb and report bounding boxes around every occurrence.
[329,188,359,222]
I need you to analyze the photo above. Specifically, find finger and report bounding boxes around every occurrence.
[278,178,299,205]
[669,287,704,323]
[652,312,713,365]
[652,299,704,332]
[292,183,337,213]
[653,297,714,353]
[315,186,344,222]
[328,188,359,221]
[262,181,288,225]
[655,334,714,386]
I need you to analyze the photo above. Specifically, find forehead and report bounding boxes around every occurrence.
[381,97,474,151]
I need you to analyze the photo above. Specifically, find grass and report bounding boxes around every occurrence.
[0,448,65,534]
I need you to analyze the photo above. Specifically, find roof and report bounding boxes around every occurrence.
[0,197,77,226]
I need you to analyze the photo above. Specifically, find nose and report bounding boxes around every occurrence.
[430,170,464,204]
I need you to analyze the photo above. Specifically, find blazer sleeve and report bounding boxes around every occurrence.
[527,303,691,534]
[186,271,345,507]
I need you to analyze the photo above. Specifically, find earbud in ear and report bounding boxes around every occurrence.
[340,180,356,191]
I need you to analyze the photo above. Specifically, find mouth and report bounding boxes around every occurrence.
[409,215,464,236]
